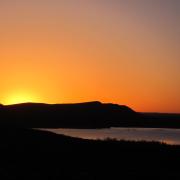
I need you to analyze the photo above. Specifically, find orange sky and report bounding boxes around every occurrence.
[0,0,180,113]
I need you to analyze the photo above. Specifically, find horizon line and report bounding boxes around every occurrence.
[0,101,180,114]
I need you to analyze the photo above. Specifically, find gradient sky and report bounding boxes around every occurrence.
[0,0,180,112]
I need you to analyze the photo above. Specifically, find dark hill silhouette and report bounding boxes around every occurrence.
[0,101,180,128]
[0,101,140,128]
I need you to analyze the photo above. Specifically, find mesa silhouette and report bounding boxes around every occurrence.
[0,101,180,128]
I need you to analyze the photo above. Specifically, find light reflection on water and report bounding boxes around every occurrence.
[39,128,180,145]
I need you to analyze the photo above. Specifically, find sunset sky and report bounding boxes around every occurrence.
[0,0,180,113]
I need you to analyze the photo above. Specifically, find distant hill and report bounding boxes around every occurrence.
[141,112,180,128]
[0,101,180,128]
[0,101,140,128]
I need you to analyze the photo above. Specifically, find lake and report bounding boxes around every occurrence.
[40,128,180,145]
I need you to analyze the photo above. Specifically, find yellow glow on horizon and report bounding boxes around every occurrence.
[3,91,40,105]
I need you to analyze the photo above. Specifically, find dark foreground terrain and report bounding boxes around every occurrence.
[0,128,180,180]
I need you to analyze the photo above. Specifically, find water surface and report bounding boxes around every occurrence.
[40,128,180,145]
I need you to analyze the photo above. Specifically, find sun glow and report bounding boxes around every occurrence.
[3,92,39,105]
